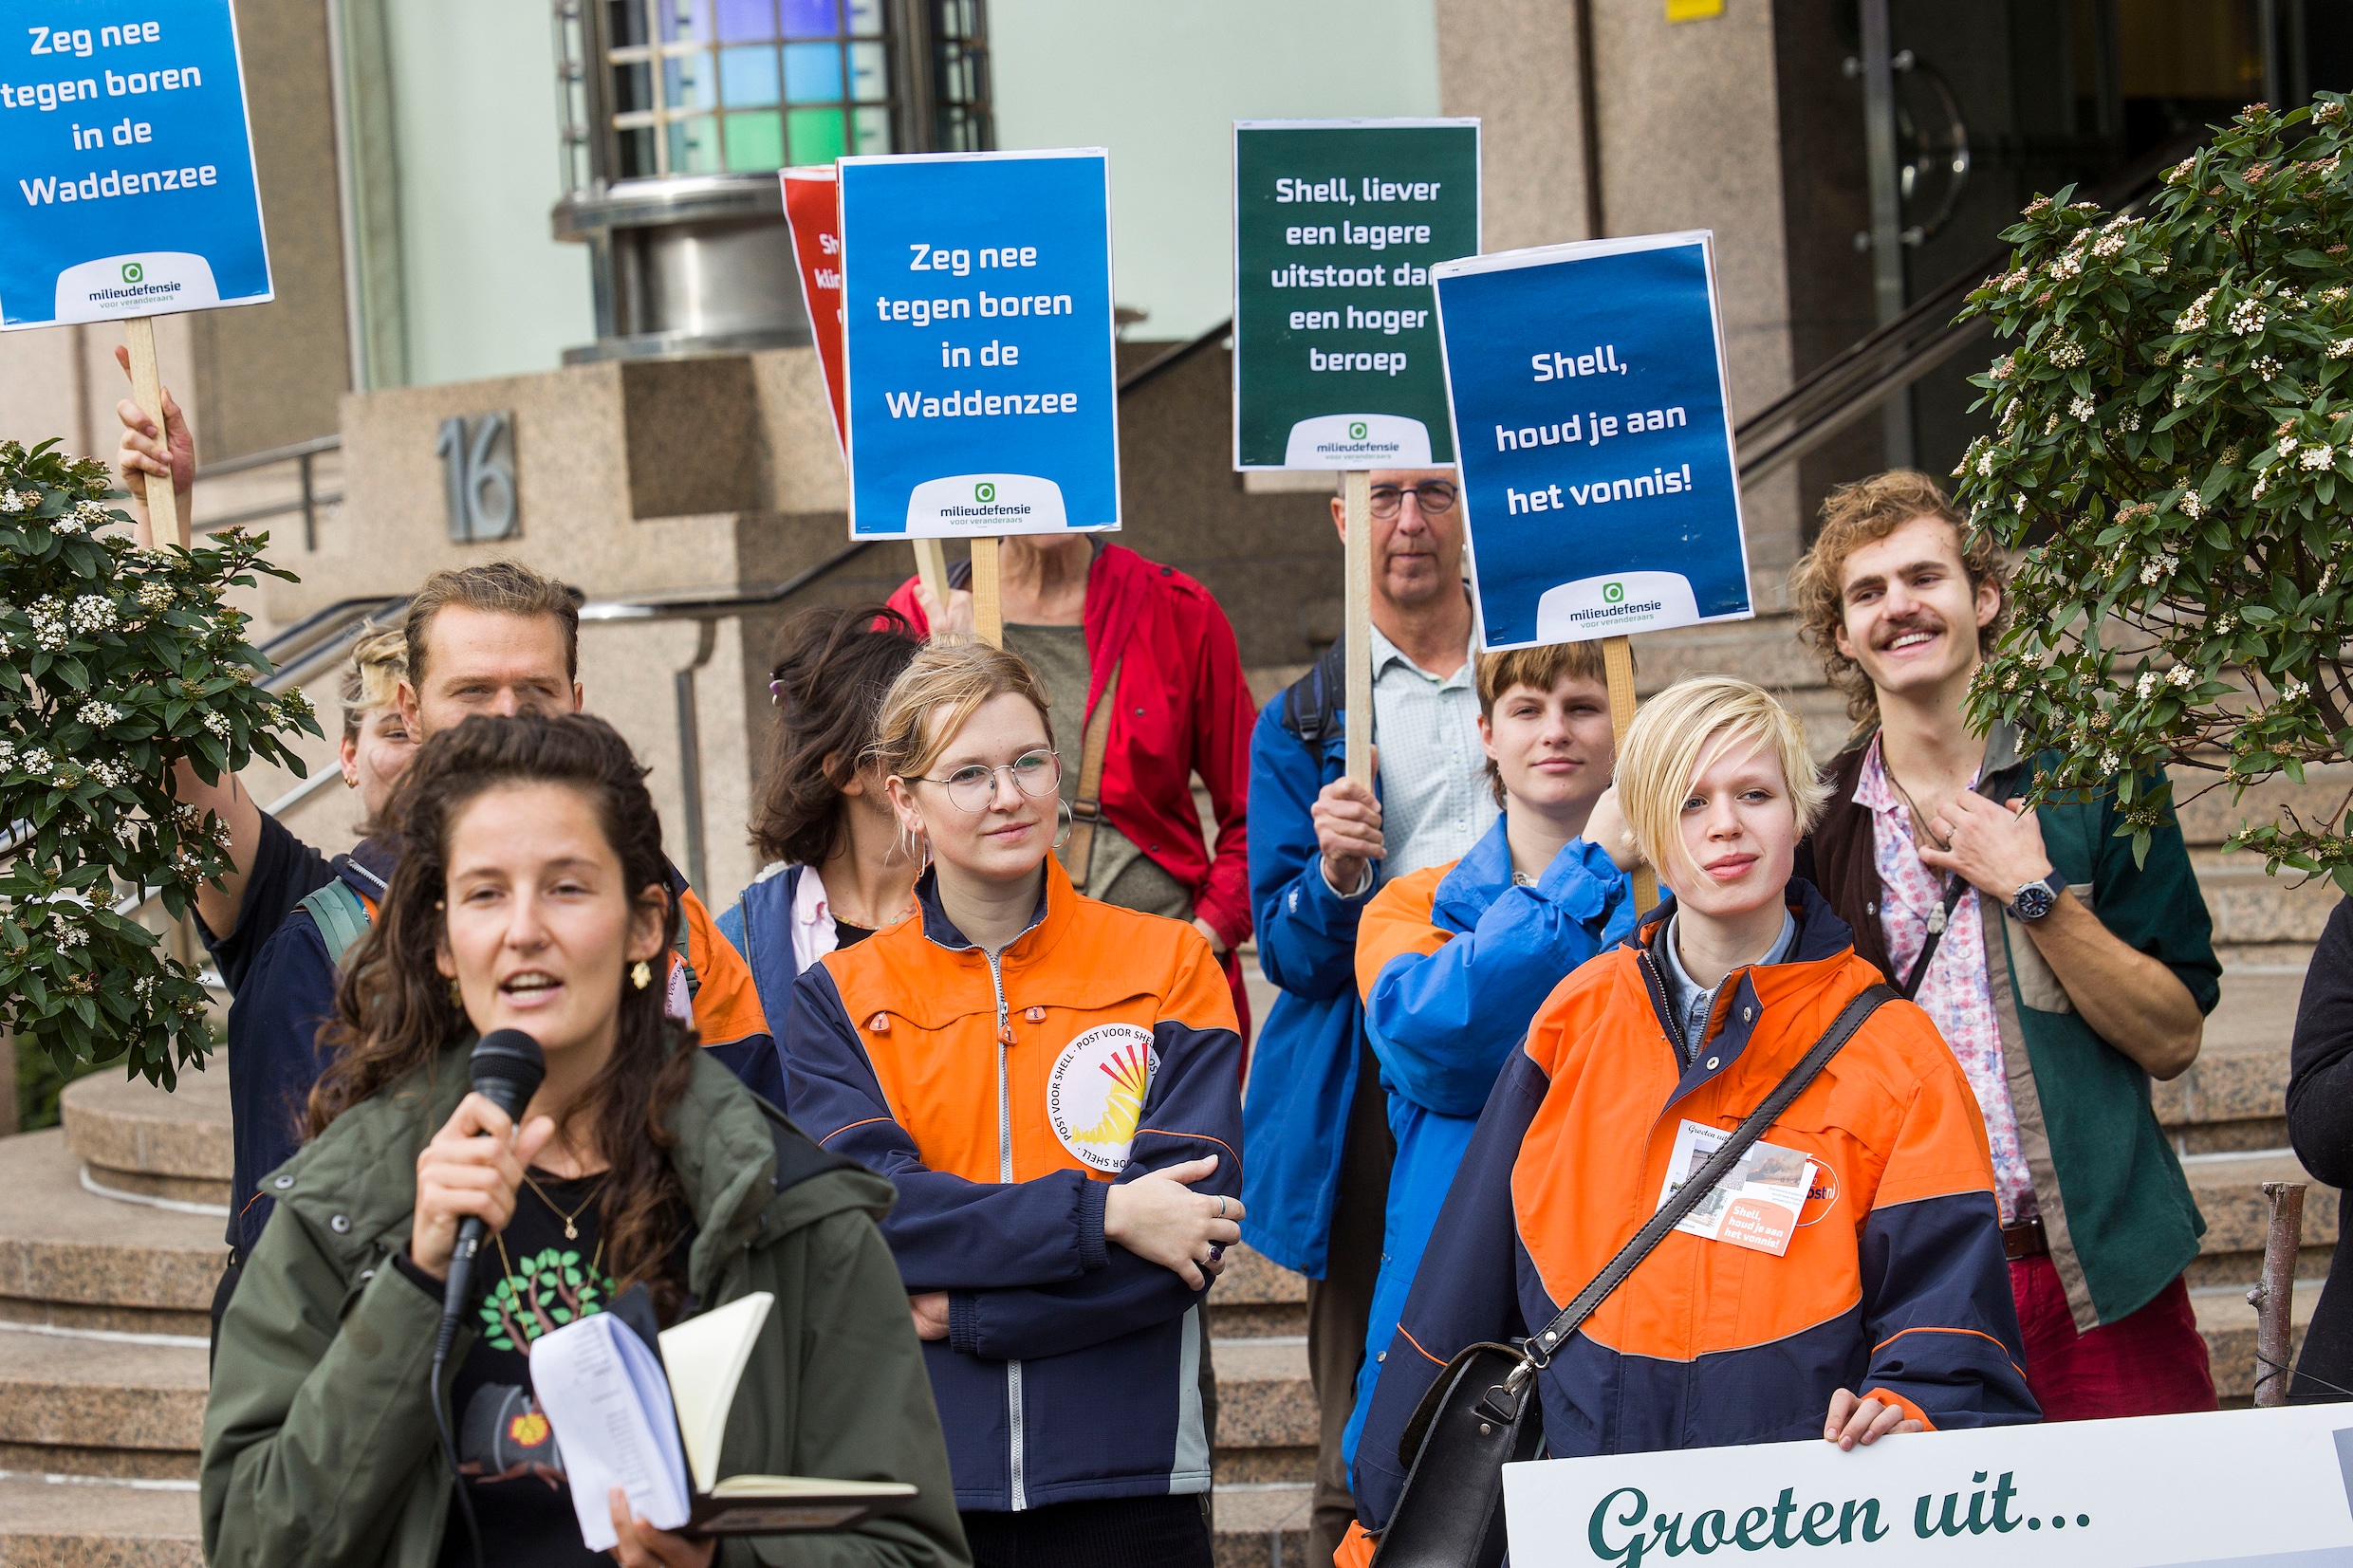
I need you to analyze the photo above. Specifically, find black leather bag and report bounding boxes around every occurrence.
[1367,985,1896,1568]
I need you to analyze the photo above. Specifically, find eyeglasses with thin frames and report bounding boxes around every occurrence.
[914,748,1063,813]
[1367,481,1458,519]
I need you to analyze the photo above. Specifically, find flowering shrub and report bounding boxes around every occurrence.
[1955,98,2353,892]
[0,437,319,1087]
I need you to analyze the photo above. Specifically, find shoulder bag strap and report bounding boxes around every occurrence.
[1513,983,1899,1375]
[1899,877,1972,1001]
[1055,656,1121,890]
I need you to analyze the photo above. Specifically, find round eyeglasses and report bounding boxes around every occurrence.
[916,748,1063,812]
[1367,480,1458,519]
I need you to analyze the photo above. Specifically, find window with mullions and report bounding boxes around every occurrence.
[605,0,894,179]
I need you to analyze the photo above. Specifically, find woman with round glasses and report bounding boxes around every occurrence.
[780,640,1246,1568]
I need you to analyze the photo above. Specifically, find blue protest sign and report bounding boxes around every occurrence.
[0,0,272,329]
[839,149,1119,538]
[1433,231,1750,650]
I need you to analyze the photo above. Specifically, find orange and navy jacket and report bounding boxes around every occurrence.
[780,855,1244,1512]
[1351,879,2036,1533]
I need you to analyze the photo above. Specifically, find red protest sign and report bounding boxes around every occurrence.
[781,165,846,453]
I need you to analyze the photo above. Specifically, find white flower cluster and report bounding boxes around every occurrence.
[2302,444,2337,470]
[2323,563,2340,594]
[2048,340,2085,369]
[87,757,128,787]
[28,598,67,651]
[2136,669,2159,699]
[132,974,157,1005]
[1991,353,2016,381]
[2331,338,2353,360]
[2101,748,2121,772]
[2117,408,2141,433]
[54,920,86,950]
[2069,395,2096,419]
[2252,354,2282,379]
[200,710,232,742]
[2169,663,2197,690]
[1977,448,1998,477]
[2282,676,2312,703]
[276,689,314,723]
[2093,228,2129,258]
[136,580,174,613]
[2253,471,2272,500]
[2052,251,2084,282]
[2230,298,2270,335]
[2177,287,2219,332]
[73,501,109,529]
[18,747,50,777]
[77,700,121,729]
[2140,551,2179,585]
[113,819,140,850]
[67,595,115,634]
[2213,611,2237,635]
[49,506,84,536]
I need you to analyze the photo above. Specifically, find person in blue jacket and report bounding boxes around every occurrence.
[716,603,925,1044]
[1242,468,1491,1565]
[1339,640,1634,1478]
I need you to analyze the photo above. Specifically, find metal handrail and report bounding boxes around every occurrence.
[190,433,343,547]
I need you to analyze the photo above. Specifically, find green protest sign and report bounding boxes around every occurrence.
[1232,119,1479,470]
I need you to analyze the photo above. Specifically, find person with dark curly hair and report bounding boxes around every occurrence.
[1788,470,2220,1421]
[201,713,967,1568]
[716,605,925,1040]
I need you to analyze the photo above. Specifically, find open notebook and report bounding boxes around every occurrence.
[530,1292,917,1546]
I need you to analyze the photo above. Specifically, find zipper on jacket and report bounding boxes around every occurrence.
[1636,947,1693,1065]
[987,950,1028,1510]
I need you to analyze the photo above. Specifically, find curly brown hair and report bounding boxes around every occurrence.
[307,712,700,1319]
[749,604,922,866]
[1788,470,2010,724]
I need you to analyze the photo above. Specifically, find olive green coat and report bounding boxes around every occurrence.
[201,1047,971,1568]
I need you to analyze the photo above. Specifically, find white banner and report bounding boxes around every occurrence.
[1503,1405,2353,1568]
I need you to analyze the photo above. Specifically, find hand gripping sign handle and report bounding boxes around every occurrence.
[1343,470,1374,786]
[1603,635,1659,916]
[123,317,186,549]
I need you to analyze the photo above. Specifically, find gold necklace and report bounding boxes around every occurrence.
[519,1167,609,1242]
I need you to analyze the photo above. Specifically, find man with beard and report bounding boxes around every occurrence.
[1243,468,1492,1564]
[1788,470,2220,1420]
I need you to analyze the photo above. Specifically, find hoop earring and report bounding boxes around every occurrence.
[1052,799,1073,851]
[630,960,653,991]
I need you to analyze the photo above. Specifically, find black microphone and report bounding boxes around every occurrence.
[435,1029,547,1356]
[431,1029,545,1568]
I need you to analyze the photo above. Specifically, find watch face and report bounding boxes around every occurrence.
[2011,880,2057,921]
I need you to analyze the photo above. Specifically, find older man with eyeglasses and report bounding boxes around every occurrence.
[1239,467,1490,1566]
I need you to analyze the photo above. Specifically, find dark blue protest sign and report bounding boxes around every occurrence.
[1433,231,1750,650]
[0,0,272,328]
[840,149,1120,538]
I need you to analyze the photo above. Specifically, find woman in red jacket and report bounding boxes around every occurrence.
[886,536,1256,1040]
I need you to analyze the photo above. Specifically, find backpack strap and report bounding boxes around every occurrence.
[1280,636,1356,749]
[298,880,373,970]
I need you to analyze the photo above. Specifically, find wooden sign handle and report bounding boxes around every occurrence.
[912,538,949,621]
[1343,470,1373,787]
[123,316,185,549]
[1603,634,1659,915]
[970,537,1003,648]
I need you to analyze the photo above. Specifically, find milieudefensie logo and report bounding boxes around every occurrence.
[1604,581,1625,603]
[120,262,143,284]
[975,481,996,503]
[1349,420,1369,440]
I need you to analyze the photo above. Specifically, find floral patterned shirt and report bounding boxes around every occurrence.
[1856,736,2038,1224]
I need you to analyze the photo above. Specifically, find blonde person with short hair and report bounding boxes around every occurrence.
[1340,676,2034,1566]
[1332,641,1634,1482]
[778,640,1245,1568]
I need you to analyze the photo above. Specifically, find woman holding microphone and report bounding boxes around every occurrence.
[782,641,1245,1568]
[202,713,965,1568]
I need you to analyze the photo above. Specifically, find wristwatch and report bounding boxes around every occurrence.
[2007,873,2067,923]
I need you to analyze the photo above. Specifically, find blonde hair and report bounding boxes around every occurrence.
[869,639,1057,784]
[338,625,408,742]
[1615,676,1828,882]
[1475,641,1617,806]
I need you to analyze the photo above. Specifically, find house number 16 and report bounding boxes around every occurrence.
[436,412,518,543]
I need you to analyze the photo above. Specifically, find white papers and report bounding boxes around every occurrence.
[1655,1118,1814,1257]
[529,1313,692,1549]
[659,1293,774,1495]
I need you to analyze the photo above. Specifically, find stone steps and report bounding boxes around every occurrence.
[0,1128,224,1338]
[0,1473,202,1568]
[0,1332,206,1482]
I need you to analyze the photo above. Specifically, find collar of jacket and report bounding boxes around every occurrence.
[266,1046,892,1301]
[1428,814,1620,934]
[1837,717,2026,787]
[1620,877,1861,1114]
[912,853,1068,958]
[336,834,400,900]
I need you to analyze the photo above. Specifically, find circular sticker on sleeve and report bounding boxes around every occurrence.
[1047,1023,1159,1172]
